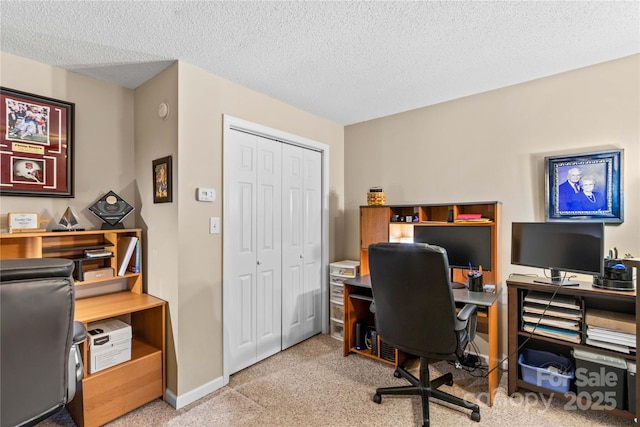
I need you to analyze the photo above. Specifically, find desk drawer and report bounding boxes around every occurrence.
[82,346,162,426]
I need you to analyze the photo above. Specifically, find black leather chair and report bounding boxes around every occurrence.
[1,258,87,427]
[368,243,481,427]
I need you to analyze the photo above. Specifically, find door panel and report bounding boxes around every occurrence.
[256,138,282,362]
[282,144,322,348]
[302,149,322,337]
[227,131,258,374]
[281,144,304,348]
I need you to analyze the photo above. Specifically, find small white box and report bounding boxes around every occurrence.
[87,318,132,373]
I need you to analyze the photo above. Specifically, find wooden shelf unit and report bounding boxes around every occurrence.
[351,201,501,406]
[507,276,637,421]
[0,229,166,427]
[359,201,500,282]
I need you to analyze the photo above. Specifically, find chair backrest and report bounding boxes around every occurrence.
[1,258,75,427]
[368,243,460,358]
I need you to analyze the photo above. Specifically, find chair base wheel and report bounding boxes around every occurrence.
[372,393,382,404]
[446,378,454,386]
[393,369,402,378]
[470,411,480,422]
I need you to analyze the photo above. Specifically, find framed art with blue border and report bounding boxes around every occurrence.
[545,150,623,223]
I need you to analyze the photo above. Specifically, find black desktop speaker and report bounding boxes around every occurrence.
[355,320,366,350]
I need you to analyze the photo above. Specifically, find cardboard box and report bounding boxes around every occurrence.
[87,318,132,373]
[83,267,114,281]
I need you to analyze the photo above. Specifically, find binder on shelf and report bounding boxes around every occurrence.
[117,236,138,276]
[127,239,140,273]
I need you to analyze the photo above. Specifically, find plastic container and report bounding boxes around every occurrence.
[330,320,343,341]
[331,303,344,321]
[573,348,627,410]
[330,284,344,303]
[518,348,574,393]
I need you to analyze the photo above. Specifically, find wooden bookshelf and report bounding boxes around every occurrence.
[0,229,166,427]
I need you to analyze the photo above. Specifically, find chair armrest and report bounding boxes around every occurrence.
[454,304,477,331]
[457,304,477,322]
[73,321,87,345]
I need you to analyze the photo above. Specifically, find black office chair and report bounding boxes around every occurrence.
[1,258,87,427]
[368,243,481,426]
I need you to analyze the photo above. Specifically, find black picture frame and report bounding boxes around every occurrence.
[153,155,172,203]
[0,87,74,197]
[545,150,623,223]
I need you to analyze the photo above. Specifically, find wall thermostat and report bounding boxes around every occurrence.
[196,187,215,202]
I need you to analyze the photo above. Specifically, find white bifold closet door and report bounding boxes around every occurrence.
[281,143,322,349]
[226,129,322,374]
[227,130,282,374]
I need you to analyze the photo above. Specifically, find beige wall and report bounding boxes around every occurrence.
[134,62,344,398]
[0,52,136,230]
[344,54,640,357]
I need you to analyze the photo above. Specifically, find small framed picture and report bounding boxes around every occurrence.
[152,155,172,203]
[545,150,623,223]
[0,87,74,197]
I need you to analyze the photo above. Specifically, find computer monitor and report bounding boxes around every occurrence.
[413,225,492,271]
[511,222,604,286]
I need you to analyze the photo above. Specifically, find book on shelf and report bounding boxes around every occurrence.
[116,236,138,276]
[127,239,140,273]
[523,322,581,343]
[456,213,482,220]
[454,218,492,223]
[585,308,635,334]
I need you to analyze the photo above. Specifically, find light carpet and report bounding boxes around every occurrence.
[40,334,634,426]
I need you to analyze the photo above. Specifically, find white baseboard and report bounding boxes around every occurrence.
[165,376,225,409]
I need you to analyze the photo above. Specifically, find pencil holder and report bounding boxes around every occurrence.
[468,272,484,292]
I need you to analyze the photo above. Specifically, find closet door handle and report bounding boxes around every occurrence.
[257,260,262,265]
[299,254,303,259]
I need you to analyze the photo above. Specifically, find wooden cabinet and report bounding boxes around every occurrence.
[0,229,166,427]
[507,276,636,421]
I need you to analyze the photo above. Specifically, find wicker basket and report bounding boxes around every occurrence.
[367,187,385,205]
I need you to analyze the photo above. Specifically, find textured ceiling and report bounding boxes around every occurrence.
[1,1,638,125]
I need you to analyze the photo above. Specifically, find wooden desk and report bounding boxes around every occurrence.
[343,275,500,407]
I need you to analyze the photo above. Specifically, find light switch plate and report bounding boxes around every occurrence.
[210,217,220,234]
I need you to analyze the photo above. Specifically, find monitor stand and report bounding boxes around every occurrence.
[533,269,579,286]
